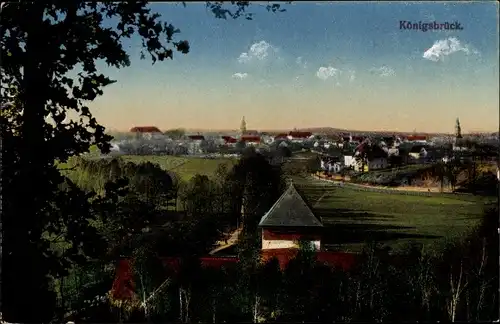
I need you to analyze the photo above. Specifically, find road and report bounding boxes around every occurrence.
[209,227,242,255]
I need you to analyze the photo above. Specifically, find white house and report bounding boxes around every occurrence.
[344,155,357,169]
[409,146,428,160]
[351,142,389,171]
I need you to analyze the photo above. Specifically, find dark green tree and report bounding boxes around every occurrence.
[163,128,186,140]
[306,155,322,174]
[1,1,286,322]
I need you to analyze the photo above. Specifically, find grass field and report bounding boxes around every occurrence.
[292,175,493,254]
[118,155,238,182]
[60,150,238,183]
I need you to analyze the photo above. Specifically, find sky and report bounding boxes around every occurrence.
[89,2,499,133]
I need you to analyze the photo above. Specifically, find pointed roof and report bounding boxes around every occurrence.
[259,182,323,228]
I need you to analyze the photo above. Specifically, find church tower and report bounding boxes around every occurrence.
[240,116,247,135]
[455,117,462,139]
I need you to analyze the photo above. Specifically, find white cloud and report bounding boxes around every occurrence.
[423,37,479,62]
[370,65,395,77]
[237,53,251,64]
[316,66,341,81]
[232,72,248,80]
[238,40,276,63]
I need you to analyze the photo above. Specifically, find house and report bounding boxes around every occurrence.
[406,135,427,143]
[288,131,313,143]
[408,145,428,161]
[321,160,342,173]
[260,134,275,145]
[353,142,388,171]
[344,155,357,169]
[259,181,358,270]
[186,135,205,155]
[221,135,238,146]
[240,135,261,145]
[259,182,323,251]
[274,133,289,141]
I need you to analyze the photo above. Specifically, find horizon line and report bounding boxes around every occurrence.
[106,126,498,135]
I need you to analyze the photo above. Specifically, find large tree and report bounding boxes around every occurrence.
[1,2,286,322]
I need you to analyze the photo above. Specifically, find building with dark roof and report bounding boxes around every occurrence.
[259,182,323,250]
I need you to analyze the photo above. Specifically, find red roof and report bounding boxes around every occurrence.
[222,136,237,143]
[406,135,427,141]
[241,135,261,142]
[188,135,205,140]
[288,131,312,138]
[262,249,357,271]
[274,133,289,139]
[130,126,162,133]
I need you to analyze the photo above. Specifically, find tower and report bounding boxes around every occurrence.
[240,116,247,135]
[455,117,462,139]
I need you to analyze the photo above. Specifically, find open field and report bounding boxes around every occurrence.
[58,151,239,183]
[118,155,238,182]
[292,174,494,254]
[59,144,238,182]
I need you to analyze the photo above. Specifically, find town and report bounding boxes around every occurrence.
[110,116,498,180]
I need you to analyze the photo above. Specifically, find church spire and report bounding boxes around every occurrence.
[240,116,247,134]
[455,117,462,139]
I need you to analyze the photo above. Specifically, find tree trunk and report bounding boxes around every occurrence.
[448,261,466,322]
[179,287,183,322]
[212,297,217,323]
[139,273,150,322]
[475,238,488,321]
[3,5,53,323]
[184,286,191,323]
[253,294,261,323]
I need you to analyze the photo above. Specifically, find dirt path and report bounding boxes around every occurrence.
[209,227,242,255]
[313,190,330,208]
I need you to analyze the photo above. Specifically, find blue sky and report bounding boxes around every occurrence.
[90,2,499,133]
